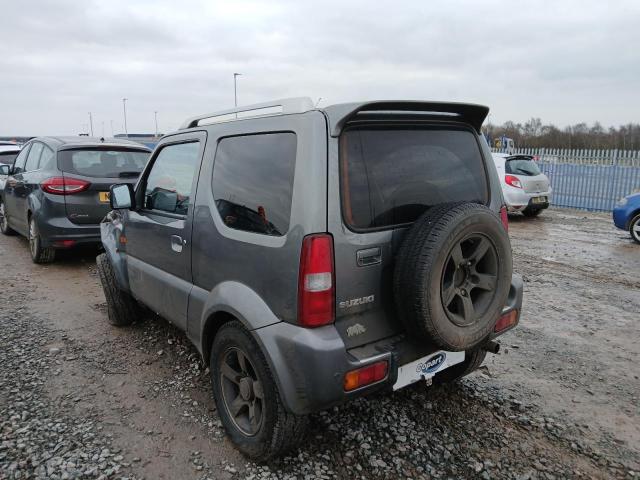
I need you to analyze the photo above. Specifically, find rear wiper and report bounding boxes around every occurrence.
[118,171,141,178]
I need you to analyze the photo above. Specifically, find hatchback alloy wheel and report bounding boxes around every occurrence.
[29,218,39,257]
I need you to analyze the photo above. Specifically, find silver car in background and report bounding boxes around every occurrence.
[492,153,552,217]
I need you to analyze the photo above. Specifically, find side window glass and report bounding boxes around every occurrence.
[12,145,31,174]
[25,143,44,172]
[212,132,297,236]
[38,146,55,170]
[144,142,200,215]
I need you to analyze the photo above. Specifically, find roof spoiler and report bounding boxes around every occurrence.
[323,101,490,136]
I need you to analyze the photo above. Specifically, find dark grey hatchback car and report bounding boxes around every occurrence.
[97,98,523,461]
[0,137,150,263]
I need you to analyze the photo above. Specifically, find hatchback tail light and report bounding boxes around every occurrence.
[41,177,90,195]
[500,205,509,232]
[505,175,522,189]
[298,234,335,327]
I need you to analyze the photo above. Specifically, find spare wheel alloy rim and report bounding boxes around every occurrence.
[441,233,499,327]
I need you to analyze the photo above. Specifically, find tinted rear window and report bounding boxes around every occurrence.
[58,149,150,178]
[505,158,541,176]
[341,126,488,230]
[0,152,18,164]
[212,133,296,236]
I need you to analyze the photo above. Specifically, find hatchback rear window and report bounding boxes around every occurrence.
[340,126,488,230]
[0,152,19,164]
[505,157,541,176]
[58,148,150,178]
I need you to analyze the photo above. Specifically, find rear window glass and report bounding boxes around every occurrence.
[505,158,541,176]
[58,149,150,178]
[212,132,296,236]
[341,126,488,230]
[0,152,18,164]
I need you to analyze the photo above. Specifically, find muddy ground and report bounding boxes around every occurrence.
[1,208,639,479]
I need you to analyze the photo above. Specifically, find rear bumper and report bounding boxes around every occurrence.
[36,215,101,247]
[503,186,552,212]
[254,273,524,415]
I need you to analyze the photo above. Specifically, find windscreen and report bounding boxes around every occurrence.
[341,126,488,230]
[505,158,541,176]
[58,148,150,178]
[0,151,19,164]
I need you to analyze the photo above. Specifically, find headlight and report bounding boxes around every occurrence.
[617,197,628,206]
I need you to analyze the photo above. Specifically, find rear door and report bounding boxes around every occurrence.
[329,123,490,349]
[125,132,206,330]
[57,147,150,224]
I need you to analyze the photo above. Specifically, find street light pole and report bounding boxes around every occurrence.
[154,111,159,137]
[110,120,114,137]
[88,112,94,136]
[233,73,241,108]
[122,98,128,137]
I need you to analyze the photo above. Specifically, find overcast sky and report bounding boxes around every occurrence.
[1,0,639,136]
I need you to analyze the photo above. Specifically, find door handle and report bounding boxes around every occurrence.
[171,235,183,253]
[356,247,382,266]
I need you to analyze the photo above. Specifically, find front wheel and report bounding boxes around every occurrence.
[629,214,640,244]
[0,200,15,235]
[29,217,55,263]
[211,321,308,461]
[96,253,140,326]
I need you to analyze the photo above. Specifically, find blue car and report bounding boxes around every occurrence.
[613,193,640,244]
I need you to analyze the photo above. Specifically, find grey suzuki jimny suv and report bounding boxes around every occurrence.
[97,98,523,460]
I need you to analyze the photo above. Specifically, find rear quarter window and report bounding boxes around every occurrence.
[340,125,488,230]
[211,132,296,236]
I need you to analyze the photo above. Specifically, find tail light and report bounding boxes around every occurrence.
[41,177,90,195]
[298,234,335,327]
[500,205,509,231]
[344,360,388,391]
[494,309,518,333]
[505,175,522,189]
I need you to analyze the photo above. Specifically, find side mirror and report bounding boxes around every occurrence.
[0,165,10,176]
[110,184,134,210]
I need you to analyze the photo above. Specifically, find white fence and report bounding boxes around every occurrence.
[491,147,640,167]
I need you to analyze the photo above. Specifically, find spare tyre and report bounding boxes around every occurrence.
[394,202,512,351]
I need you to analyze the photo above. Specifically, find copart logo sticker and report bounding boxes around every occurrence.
[416,353,446,375]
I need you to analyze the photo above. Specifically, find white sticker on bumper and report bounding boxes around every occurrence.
[393,351,466,391]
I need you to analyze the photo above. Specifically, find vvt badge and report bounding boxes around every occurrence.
[416,352,446,375]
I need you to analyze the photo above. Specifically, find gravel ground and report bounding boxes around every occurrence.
[1,208,639,479]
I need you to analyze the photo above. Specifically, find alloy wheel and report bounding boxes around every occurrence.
[219,347,264,436]
[441,234,499,327]
[29,219,38,258]
[0,202,6,231]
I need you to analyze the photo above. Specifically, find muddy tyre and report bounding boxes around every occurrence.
[29,217,55,264]
[96,253,140,326]
[211,321,308,461]
[629,214,640,244]
[434,348,487,384]
[0,199,15,235]
[394,202,512,351]
[522,207,543,217]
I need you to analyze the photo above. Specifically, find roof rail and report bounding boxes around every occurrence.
[180,97,315,129]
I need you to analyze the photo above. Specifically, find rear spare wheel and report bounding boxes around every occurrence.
[394,202,512,351]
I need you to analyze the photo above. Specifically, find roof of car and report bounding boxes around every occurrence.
[0,145,21,153]
[179,97,490,135]
[31,136,151,152]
